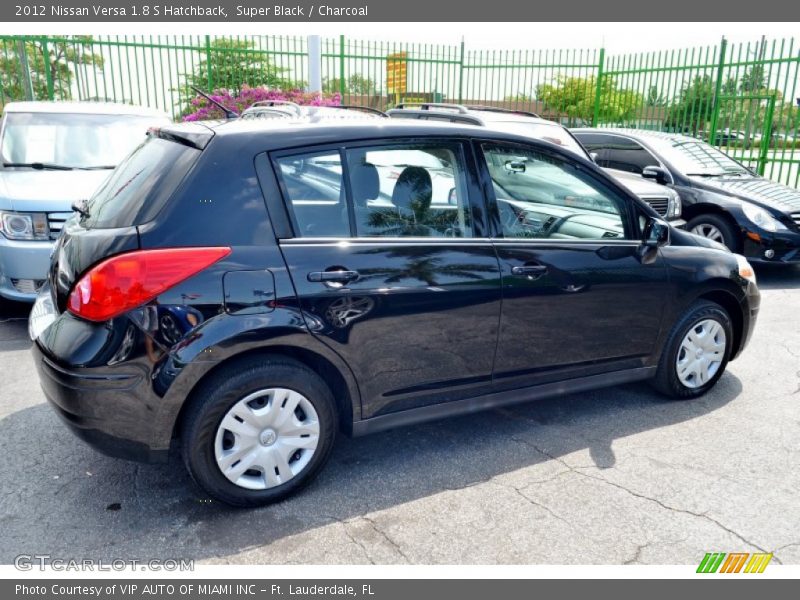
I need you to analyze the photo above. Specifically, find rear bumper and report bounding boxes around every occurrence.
[0,237,53,302]
[32,342,169,463]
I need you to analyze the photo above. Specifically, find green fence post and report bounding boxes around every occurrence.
[758,95,776,176]
[16,37,35,101]
[40,36,55,100]
[591,47,605,126]
[457,38,465,104]
[707,36,728,144]
[204,35,213,90]
[338,35,346,99]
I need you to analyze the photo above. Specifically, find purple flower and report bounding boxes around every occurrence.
[182,86,342,121]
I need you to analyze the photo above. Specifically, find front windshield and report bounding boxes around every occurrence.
[648,137,750,177]
[1,112,162,169]
[490,121,589,159]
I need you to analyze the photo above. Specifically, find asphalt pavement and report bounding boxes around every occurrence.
[1,265,799,565]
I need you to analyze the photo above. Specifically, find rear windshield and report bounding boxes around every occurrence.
[82,136,200,229]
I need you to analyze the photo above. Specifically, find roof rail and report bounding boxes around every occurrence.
[249,100,303,115]
[464,104,541,118]
[239,107,295,120]
[393,102,469,114]
[327,105,388,117]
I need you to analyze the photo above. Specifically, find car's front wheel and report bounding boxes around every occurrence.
[686,213,741,252]
[651,300,733,399]
[181,356,337,507]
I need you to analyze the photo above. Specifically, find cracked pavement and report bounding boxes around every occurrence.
[1,265,799,565]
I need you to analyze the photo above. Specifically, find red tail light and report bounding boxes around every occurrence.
[67,247,231,322]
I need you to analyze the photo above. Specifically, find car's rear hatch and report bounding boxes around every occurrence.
[49,124,212,312]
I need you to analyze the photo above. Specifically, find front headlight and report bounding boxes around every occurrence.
[0,211,49,241]
[670,192,682,218]
[735,254,757,284]
[741,203,787,232]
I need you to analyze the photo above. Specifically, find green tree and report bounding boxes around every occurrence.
[323,74,379,96]
[739,65,767,94]
[738,66,768,148]
[646,85,667,107]
[663,75,715,135]
[664,71,777,143]
[536,75,643,126]
[184,38,294,96]
[0,36,103,104]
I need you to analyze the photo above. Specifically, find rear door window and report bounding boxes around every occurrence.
[346,143,473,238]
[275,142,474,239]
[83,136,200,229]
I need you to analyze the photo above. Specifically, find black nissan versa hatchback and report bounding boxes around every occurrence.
[29,118,760,507]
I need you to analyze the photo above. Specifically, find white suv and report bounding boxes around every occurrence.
[0,101,170,302]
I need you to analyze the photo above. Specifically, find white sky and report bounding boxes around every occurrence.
[327,22,800,54]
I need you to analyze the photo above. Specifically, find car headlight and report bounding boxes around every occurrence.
[670,192,682,218]
[0,211,50,241]
[741,203,787,232]
[735,253,756,284]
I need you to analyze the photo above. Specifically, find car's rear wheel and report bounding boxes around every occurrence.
[181,356,337,507]
[651,300,733,399]
[686,213,741,252]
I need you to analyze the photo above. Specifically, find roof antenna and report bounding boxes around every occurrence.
[190,86,239,119]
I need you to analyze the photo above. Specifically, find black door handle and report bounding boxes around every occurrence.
[511,265,548,278]
[308,270,360,283]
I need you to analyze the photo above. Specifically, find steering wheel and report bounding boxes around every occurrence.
[546,213,583,236]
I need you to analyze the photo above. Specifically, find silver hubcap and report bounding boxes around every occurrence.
[690,223,726,247]
[676,319,726,389]
[214,388,320,490]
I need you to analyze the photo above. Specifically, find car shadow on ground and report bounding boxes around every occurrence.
[0,359,743,563]
[753,263,800,290]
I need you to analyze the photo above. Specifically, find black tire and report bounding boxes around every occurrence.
[651,300,733,399]
[686,213,741,252]
[181,355,337,507]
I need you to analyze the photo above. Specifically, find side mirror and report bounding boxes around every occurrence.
[642,165,672,186]
[642,216,670,248]
[589,152,599,164]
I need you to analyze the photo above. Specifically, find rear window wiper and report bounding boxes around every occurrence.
[78,165,116,170]
[3,162,74,171]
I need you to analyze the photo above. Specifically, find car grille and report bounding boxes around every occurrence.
[11,278,45,294]
[791,212,800,230]
[642,196,669,217]
[47,212,73,240]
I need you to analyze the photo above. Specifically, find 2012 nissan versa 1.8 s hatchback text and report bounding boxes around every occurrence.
[29,118,760,507]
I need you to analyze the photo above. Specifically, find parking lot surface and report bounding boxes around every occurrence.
[1,265,799,565]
